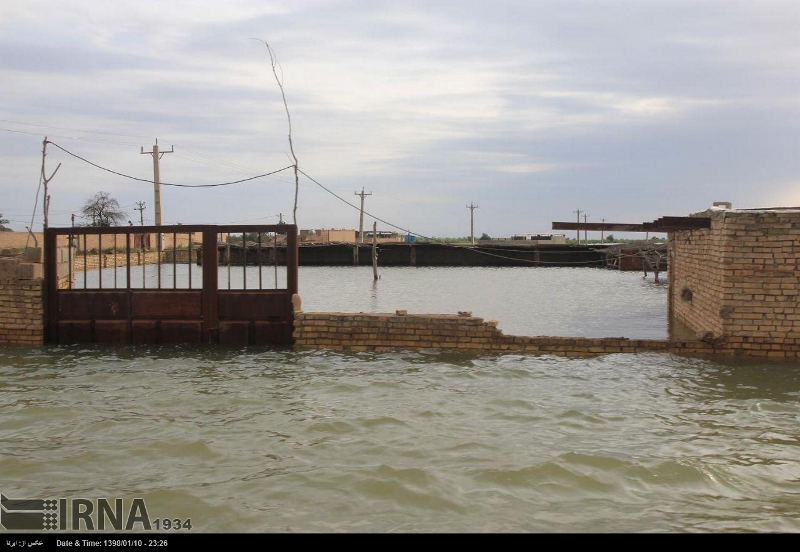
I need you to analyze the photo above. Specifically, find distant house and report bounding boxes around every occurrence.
[508,233,567,244]
[358,230,405,243]
[299,228,406,244]
[300,229,357,243]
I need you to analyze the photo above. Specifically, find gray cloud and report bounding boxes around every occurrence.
[1,0,798,237]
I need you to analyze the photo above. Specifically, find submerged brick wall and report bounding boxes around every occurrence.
[293,310,720,358]
[0,278,43,346]
[669,216,726,338]
[670,208,800,358]
[0,246,71,346]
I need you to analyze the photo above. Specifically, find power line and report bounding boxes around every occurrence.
[14,136,632,268]
[297,168,612,266]
[46,141,294,187]
[0,118,152,140]
[1,127,141,146]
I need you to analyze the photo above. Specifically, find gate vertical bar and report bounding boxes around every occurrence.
[98,233,102,289]
[286,224,298,296]
[125,232,131,289]
[257,232,263,290]
[44,228,59,344]
[113,234,118,288]
[201,227,219,343]
[82,235,87,289]
[188,232,193,289]
[126,232,132,343]
[173,231,177,289]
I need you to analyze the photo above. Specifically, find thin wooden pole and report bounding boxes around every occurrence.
[372,221,378,280]
[40,137,61,232]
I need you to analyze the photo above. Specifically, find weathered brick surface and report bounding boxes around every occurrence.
[0,231,199,252]
[0,248,68,346]
[0,278,43,346]
[670,208,800,357]
[72,250,163,271]
[293,311,722,358]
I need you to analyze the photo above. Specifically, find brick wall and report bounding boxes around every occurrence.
[71,250,165,271]
[66,231,201,252]
[0,276,43,346]
[0,246,73,345]
[671,207,800,358]
[293,310,720,358]
[0,231,202,253]
[669,217,726,338]
[0,232,71,250]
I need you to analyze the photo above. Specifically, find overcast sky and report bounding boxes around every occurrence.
[2,0,798,240]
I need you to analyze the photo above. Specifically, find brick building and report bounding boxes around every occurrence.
[668,204,800,357]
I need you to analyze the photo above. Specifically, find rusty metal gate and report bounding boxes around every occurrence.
[44,225,298,346]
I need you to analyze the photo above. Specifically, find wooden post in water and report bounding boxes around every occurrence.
[372,221,378,280]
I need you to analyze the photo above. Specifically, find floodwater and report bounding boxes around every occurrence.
[2,267,799,533]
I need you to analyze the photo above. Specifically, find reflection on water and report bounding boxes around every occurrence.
[78,264,672,339]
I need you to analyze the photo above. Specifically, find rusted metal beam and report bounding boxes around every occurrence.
[552,217,711,233]
[644,216,711,230]
[552,222,649,232]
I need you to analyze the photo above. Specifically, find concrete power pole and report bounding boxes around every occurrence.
[467,202,478,244]
[134,201,146,226]
[583,213,590,244]
[355,187,372,243]
[141,140,173,249]
[574,209,582,244]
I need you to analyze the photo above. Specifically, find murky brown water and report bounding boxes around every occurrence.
[4,268,799,533]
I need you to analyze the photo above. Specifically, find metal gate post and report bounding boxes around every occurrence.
[202,227,219,343]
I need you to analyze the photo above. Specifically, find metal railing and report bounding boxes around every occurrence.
[51,225,297,292]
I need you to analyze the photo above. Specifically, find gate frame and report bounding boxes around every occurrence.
[43,224,298,345]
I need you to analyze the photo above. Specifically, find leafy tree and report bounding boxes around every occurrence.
[605,234,615,242]
[81,192,127,227]
[0,213,11,232]
[479,233,491,241]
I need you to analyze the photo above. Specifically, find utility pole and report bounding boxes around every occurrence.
[467,202,478,244]
[141,139,173,250]
[583,213,590,244]
[355,187,372,243]
[134,201,146,226]
[601,218,606,241]
[574,209,582,244]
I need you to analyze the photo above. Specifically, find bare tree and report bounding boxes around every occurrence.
[254,39,299,226]
[81,191,127,226]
